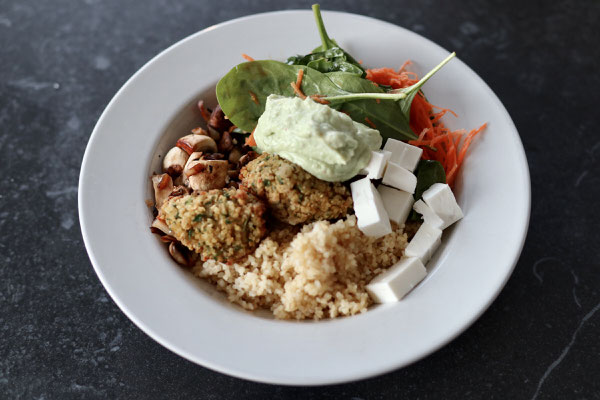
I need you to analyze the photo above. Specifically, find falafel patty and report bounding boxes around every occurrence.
[161,188,267,262]
[239,153,353,225]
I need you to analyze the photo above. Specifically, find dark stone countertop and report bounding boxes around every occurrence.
[1,0,599,399]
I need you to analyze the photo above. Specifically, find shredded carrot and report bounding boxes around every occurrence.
[295,69,304,88]
[246,128,257,147]
[241,53,255,62]
[364,117,377,129]
[310,94,330,105]
[398,60,412,73]
[446,164,458,187]
[291,69,307,99]
[375,98,381,104]
[366,61,487,188]
[197,100,211,122]
[290,82,306,99]
[249,91,259,104]
[417,128,429,140]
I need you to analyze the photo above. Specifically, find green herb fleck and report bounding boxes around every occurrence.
[193,213,205,222]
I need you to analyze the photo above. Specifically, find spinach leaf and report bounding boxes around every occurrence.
[216,60,345,132]
[414,160,446,200]
[215,52,454,141]
[216,60,418,141]
[310,5,362,67]
[408,160,446,221]
[285,4,365,77]
[326,71,416,141]
[307,57,365,76]
[286,47,346,65]
[323,52,456,123]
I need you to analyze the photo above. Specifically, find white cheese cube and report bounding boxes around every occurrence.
[366,257,427,303]
[378,185,414,225]
[404,223,442,264]
[422,183,463,229]
[350,177,392,238]
[383,139,423,172]
[382,162,417,194]
[413,200,444,230]
[359,150,392,179]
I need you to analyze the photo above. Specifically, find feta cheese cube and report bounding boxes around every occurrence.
[412,200,444,230]
[378,185,414,225]
[350,177,392,238]
[383,139,423,172]
[359,150,392,179]
[382,162,417,194]
[404,223,442,264]
[366,257,427,303]
[422,183,463,229]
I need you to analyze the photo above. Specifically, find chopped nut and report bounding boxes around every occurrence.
[228,147,243,164]
[151,173,173,209]
[218,130,233,153]
[162,147,189,177]
[168,241,191,267]
[207,126,221,142]
[151,217,171,235]
[176,134,217,155]
[208,104,232,132]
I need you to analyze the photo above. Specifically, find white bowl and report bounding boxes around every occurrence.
[79,10,530,385]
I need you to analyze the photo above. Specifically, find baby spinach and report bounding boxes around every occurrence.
[414,160,446,200]
[216,60,417,141]
[408,160,446,221]
[216,52,454,142]
[216,60,344,132]
[215,1,456,144]
[323,52,456,123]
[285,4,365,77]
[325,71,416,141]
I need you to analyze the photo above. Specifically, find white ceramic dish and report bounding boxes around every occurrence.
[79,10,530,385]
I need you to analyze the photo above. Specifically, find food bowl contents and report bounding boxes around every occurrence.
[162,189,267,262]
[252,95,381,182]
[148,4,486,319]
[239,153,353,225]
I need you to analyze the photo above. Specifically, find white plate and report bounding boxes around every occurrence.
[79,10,530,385]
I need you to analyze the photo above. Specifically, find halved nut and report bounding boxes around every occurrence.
[150,217,171,235]
[176,134,217,155]
[160,235,177,243]
[162,147,189,177]
[184,154,229,191]
[191,126,208,136]
[183,152,205,177]
[218,130,233,153]
[207,126,221,142]
[238,151,259,168]
[228,147,243,164]
[168,185,189,199]
[168,241,191,267]
[188,161,229,191]
[208,104,232,132]
[152,173,173,209]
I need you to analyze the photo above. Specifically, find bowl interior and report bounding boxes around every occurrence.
[146,81,463,321]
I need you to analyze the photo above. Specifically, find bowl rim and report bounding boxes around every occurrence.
[79,9,531,385]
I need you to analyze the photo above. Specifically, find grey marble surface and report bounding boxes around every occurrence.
[1,0,599,399]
